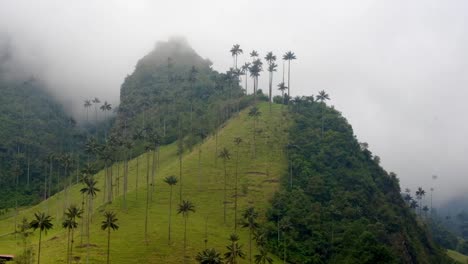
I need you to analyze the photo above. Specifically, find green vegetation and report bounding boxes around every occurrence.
[260,96,452,263]
[0,38,455,263]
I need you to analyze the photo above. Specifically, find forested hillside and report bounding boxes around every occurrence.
[261,97,452,263]
[0,76,85,209]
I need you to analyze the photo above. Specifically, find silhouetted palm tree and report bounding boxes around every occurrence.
[254,247,273,264]
[83,100,92,123]
[282,51,296,104]
[29,212,53,264]
[265,52,277,110]
[178,200,196,263]
[219,147,231,224]
[230,44,243,70]
[164,175,178,243]
[233,137,242,231]
[277,82,287,105]
[64,205,82,264]
[91,97,100,122]
[196,248,224,264]
[80,177,100,263]
[101,211,119,264]
[224,233,245,264]
[241,62,251,94]
[241,207,259,264]
[416,187,426,216]
[316,90,330,137]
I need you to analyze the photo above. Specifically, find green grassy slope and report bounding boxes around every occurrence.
[448,250,468,263]
[0,103,288,263]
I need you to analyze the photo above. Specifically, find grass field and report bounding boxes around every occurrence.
[0,103,289,263]
[448,249,468,264]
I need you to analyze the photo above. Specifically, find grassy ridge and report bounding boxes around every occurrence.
[0,103,288,263]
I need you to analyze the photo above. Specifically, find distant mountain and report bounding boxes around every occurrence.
[0,63,85,209]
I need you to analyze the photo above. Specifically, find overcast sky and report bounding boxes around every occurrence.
[1,0,467,206]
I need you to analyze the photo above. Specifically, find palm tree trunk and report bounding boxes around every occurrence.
[179,153,183,202]
[223,160,227,224]
[184,216,187,264]
[38,230,42,264]
[234,147,239,231]
[136,155,139,200]
[198,148,202,191]
[145,152,150,244]
[66,228,70,264]
[107,228,111,264]
[287,60,291,105]
[249,230,252,264]
[70,228,75,264]
[168,186,173,243]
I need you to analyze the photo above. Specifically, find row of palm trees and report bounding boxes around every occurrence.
[83,97,112,123]
[229,44,296,107]
[25,207,118,264]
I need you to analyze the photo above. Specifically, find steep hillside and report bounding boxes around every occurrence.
[0,103,288,263]
[0,76,85,209]
[115,37,253,148]
[261,98,452,263]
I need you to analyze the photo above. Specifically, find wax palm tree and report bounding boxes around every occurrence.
[164,175,178,243]
[196,248,224,264]
[224,233,245,264]
[250,50,258,60]
[230,44,243,70]
[101,211,119,264]
[132,129,145,199]
[316,90,330,137]
[249,59,263,104]
[265,52,277,109]
[64,205,82,264]
[282,51,296,104]
[178,200,196,263]
[100,101,112,119]
[241,62,251,94]
[241,207,259,264]
[80,177,100,264]
[29,212,53,264]
[416,187,426,216]
[277,82,287,105]
[62,218,77,264]
[233,137,242,231]
[92,97,100,122]
[83,100,92,123]
[219,147,231,224]
[254,247,273,264]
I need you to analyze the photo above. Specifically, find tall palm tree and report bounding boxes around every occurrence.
[196,248,224,264]
[282,51,296,104]
[250,50,258,60]
[178,200,196,263]
[64,205,83,264]
[316,90,330,137]
[277,83,287,105]
[91,97,101,123]
[101,211,119,264]
[265,52,277,110]
[164,175,178,243]
[100,101,112,119]
[233,137,242,231]
[241,207,259,264]
[62,218,77,264]
[80,177,100,264]
[241,62,251,94]
[219,147,231,224]
[224,233,245,264]
[230,44,243,70]
[249,59,263,105]
[29,212,53,264]
[416,187,426,216]
[254,247,273,264]
[83,100,92,123]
